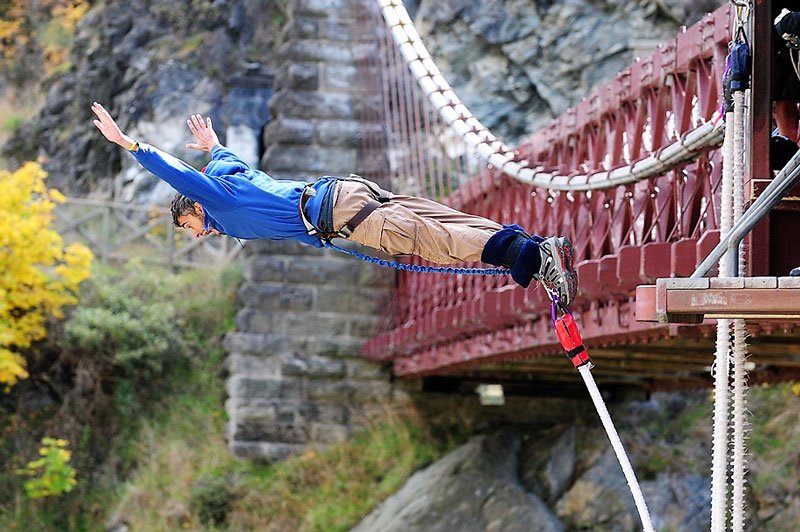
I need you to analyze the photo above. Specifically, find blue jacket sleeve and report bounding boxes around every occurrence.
[210,144,251,171]
[131,143,238,210]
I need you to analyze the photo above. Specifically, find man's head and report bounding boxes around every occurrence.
[171,193,215,238]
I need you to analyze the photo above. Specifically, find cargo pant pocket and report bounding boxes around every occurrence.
[378,216,419,257]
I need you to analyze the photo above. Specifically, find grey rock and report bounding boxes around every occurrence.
[353,428,563,532]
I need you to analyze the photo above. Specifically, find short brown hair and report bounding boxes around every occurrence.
[170,194,196,226]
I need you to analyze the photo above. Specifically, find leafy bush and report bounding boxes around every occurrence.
[0,162,92,390]
[189,473,236,527]
[17,438,77,499]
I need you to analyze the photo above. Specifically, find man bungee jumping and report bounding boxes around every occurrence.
[91,102,578,304]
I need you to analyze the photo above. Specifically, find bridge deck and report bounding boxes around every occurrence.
[636,277,800,322]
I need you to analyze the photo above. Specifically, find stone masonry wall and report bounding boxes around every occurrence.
[223,0,399,461]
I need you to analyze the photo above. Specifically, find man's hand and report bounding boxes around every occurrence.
[91,102,136,149]
[185,114,219,152]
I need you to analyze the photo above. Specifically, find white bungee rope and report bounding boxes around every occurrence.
[578,365,655,532]
[710,106,735,531]
[730,88,749,532]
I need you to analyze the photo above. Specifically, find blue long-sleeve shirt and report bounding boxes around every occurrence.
[131,143,333,247]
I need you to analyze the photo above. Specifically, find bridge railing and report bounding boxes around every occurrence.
[55,197,243,269]
[360,3,735,376]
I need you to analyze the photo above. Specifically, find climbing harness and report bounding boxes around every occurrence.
[551,299,655,532]
[300,175,392,242]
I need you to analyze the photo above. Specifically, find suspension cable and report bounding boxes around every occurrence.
[376,0,724,192]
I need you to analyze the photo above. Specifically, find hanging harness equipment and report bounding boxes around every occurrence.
[299,174,392,242]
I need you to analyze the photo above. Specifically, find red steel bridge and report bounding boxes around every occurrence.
[357,1,800,395]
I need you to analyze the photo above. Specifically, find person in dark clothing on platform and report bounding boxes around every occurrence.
[91,102,579,303]
[773,9,800,145]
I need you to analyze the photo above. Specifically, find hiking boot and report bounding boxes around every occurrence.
[536,236,578,306]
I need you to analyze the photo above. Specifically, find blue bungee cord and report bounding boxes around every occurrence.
[326,242,511,275]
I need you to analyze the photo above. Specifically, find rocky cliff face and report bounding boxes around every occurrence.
[412,0,724,141]
[3,0,283,203]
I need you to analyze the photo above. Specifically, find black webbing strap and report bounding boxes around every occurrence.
[337,199,381,238]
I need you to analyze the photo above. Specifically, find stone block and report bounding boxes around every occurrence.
[298,403,350,424]
[744,277,778,289]
[245,256,288,283]
[307,380,391,402]
[323,65,362,91]
[223,331,289,355]
[238,282,314,311]
[287,63,319,90]
[660,278,709,290]
[286,312,350,336]
[282,40,355,64]
[282,355,347,378]
[234,309,285,335]
[309,423,350,444]
[318,20,365,42]
[315,286,380,314]
[269,90,354,120]
[263,144,356,174]
[281,256,358,285]
[778,277,800,288]
[232,417,310,443]
[307,335,366,358]
[263,117,315,145]
[317,120,383,148]
[709,277,745,289]
[229,441,307,461]
[322,64,377,92]
[227,376,280,400]
[283,16,318,40]
[225,353,282,376]
[244,238,324,256]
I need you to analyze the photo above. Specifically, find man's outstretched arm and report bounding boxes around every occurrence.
[91,102,237,210]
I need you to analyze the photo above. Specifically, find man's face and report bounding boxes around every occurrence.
[176,203,219,238]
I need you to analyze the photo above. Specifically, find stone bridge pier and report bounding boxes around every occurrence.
[222,0,401,460]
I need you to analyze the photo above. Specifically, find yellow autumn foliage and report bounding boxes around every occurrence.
[0,162,92,389]
[0,0,89,73]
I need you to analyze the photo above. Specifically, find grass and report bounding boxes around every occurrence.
[110,369,450,531]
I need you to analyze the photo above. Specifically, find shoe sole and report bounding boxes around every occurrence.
[540,236,577,305]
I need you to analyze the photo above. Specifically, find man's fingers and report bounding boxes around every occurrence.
[206,117,212,129]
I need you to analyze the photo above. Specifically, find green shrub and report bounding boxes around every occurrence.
[190,473,236,527]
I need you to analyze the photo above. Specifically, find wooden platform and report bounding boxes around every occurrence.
[636,277,800,323]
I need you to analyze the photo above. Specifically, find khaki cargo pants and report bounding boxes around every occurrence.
[331,179,502,264]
